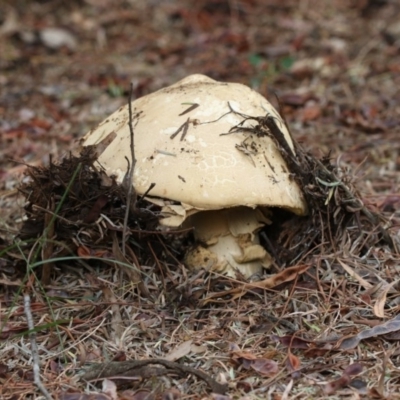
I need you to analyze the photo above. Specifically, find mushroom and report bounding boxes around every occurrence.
[81,74,307,278]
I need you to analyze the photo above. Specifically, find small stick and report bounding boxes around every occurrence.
[81,359,227,394]
[122,83,138,256]
[170,118,189,140]
[178,102,199,116]
[24,294,53,400]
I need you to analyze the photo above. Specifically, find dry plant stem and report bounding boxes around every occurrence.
[81,359,228,394]
[24,294,53,400]
[122,83,137,256]
[41,197,55,285]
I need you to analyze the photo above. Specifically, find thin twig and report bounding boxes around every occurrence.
[24,294,53,400]
[122,83,138,256]
[81,359,228,394]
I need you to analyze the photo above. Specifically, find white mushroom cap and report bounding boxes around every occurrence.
[82,74,307,217]
[82,74,307,278]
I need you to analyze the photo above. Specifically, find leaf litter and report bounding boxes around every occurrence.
[2,92,399,399]
[1,1,400,399]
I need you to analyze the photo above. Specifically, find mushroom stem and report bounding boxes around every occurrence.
[184,207,272,278]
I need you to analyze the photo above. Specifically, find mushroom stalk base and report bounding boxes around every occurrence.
[184,207,272,278]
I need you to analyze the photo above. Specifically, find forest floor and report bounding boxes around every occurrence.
[1,1,400,399]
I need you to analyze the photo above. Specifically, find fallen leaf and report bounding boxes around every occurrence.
[203,264,310,304]
[102,379,117,400]
[324,363,363,395]
[344,363,363,376]
[30,117,52,130]
[340,314,400,350]
[301,104,321,122]
[340,107,387,132]
[165,340,193,361]
[112,351,126,362]
[286,350,301,378]
[250,358,279,377]
[272,335,313,349]
[231,349,278,377]
[373,280,398,318]
[324,375,352,395]
[83,194,109,223]
[248,264,311,289]
[338,259,373,289]
[77,245,91,258]
[231,350,258,369]
[272,334,334,357]
[77,245,112,259]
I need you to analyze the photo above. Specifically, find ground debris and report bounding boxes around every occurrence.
[12,146,171,285]
[2,1,400,398]
[1,92,399,400]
